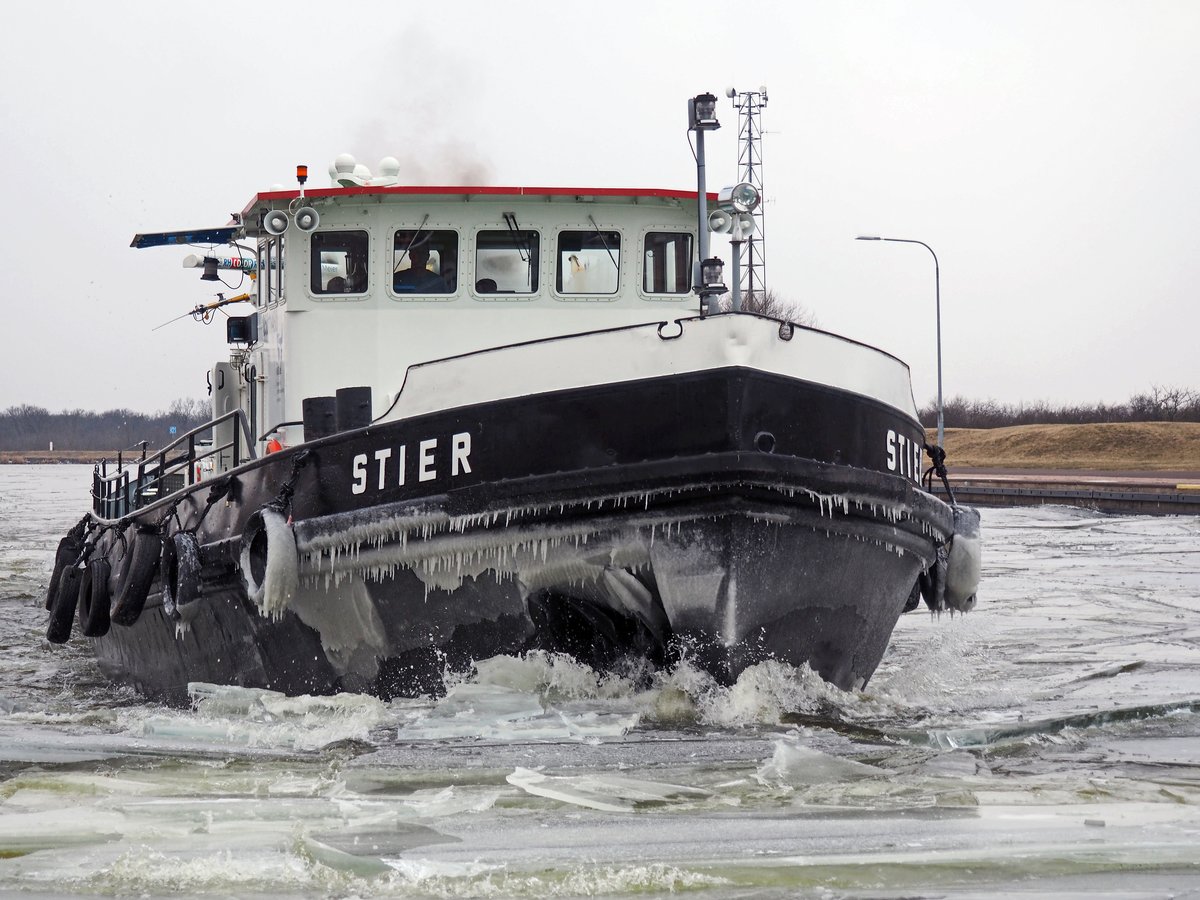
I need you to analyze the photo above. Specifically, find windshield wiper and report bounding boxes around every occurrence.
[395,213,430,271]
[588,214,619,270]
[502,212,530,262]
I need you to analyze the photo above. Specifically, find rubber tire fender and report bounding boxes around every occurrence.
[46,565,83,644]
[78,556,113,637]
[159,533,179,619]
[918,548,947,612]
[166,531,202,613]
[111,526,161,626]
[45,534,82,611]
[171,532,201,609]
[239,507,299,618]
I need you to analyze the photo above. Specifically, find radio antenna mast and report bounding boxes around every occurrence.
[727,86,768,306]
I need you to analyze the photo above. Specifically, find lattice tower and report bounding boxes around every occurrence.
[730,88,767,305]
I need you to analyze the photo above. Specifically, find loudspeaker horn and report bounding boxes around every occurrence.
[732,212,757,236]
[707,209,733,234]
[294,206,320,232]
[263,210,289,235]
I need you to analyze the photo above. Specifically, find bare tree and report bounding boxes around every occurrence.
[0,400,211,451]
[921,384,1200,428]
[166,397,210,420]
[722,288,818,326]
[1144,385,1198,421]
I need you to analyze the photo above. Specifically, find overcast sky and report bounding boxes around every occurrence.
[2,0,1197,414]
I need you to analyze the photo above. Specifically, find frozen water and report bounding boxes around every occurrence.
[3,467,1200,896]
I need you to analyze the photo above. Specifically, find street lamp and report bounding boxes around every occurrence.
[855,235,944,449]
[688,92,722,316]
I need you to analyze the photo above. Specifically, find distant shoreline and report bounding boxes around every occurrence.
[0,451,118,464]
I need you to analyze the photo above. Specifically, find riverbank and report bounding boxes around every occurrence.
[933,421,1200,473]
[0,450,117,464]
[923,422,1200,514]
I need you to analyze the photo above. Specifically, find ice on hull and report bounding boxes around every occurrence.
[650,514,929,690]
[90,475,947,703]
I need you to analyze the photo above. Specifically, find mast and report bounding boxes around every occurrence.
[727,86,768,305]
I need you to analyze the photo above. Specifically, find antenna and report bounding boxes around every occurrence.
[728,86,768,305]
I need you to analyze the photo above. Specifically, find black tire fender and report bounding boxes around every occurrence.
[239,507,299,618]
[46,565,83,644]
[160,531,201,620]
[174,532,201,609]
[919,545,949,612]
[78,556,113,638]
[45,534,82,611]
[111,526,161,626]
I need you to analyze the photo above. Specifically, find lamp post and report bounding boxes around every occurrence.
[689,92,724,316]
[855,235,944,449]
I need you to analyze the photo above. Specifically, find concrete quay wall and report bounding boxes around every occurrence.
[931,468,1200,516]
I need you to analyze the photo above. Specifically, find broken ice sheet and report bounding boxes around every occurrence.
[401,786,503,817]
[0,808,125,853]
[397,683,639,741]
[506,767,710,813]
[755,736,888,787]
[130,683,394,752]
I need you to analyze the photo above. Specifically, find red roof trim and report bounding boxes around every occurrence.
[245,184,713,214]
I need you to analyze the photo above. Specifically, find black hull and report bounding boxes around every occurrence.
[72,370,956,704]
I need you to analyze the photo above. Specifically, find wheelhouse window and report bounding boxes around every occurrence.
[643,232,693,295]
[556,230,620,296]
[257,237,284,306]
[474,224,539,295]
[392,229,458,294]
[311,231,369,295]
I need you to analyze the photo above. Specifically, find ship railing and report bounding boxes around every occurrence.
[91,409,257,519]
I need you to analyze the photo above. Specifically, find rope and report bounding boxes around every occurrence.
[149,473,236,537]
[65,516,91,568]
[67,516,136,567]
[923,442,957,505]
[100,519,132,563]
[263,449,311,518]
[68,515,89,543]
[183,478,235,535]
[159,499,184,536]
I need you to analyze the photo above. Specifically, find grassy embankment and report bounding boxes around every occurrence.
[934,421,1200,471]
